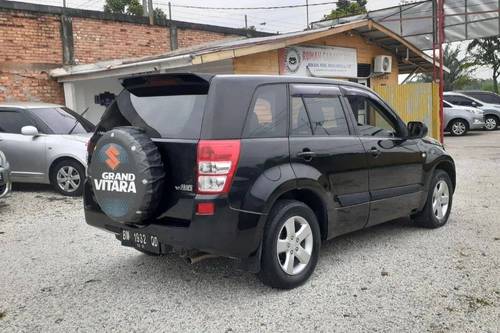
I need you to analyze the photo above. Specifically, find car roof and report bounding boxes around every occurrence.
[122,73,369,91]
[0,102,63,109]
[458,90,498,94]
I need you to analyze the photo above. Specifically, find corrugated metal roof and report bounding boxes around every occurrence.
[50,19,442,81]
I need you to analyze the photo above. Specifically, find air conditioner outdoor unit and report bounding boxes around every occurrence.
[373,55,392,73]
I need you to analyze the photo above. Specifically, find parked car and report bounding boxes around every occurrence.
[458,90,500,106]
[85,74,456,289]
[0,102,95,196]
[444,92,500,131]
[0,150,11,198]
[443,101,485,136]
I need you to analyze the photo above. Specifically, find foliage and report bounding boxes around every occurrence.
[323,0,367,20]
[413,44,474,91]
[104,0,143,16]
[153,7,168,23]
[467,36,500,93]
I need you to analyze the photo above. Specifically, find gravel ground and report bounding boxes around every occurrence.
[0,131,499,332]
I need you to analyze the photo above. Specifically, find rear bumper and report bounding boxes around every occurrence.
[84,182,265,259]
[0,165,11,198]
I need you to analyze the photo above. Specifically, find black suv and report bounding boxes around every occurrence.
[85,74,456,289]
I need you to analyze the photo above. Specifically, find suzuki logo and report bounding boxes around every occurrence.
[105,145,120,170]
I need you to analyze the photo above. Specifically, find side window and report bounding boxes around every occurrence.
[446,95,481,107]
[243,85,288,138]
[302,96,349,136]
[290,97,312,136]
[0,110,32,134]
[345,94,398,137]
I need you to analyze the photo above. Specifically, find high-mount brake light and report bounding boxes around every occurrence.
[196,140,241,194]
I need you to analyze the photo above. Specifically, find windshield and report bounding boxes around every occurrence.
[29,107,95,134]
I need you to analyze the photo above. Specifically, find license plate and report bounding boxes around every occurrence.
[121,230,160,254]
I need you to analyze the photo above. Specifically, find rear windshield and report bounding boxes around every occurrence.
[129,93,206,139]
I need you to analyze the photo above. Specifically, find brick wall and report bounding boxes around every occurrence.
[177,28,238,49]
[72,17,169,64]
[0,2,256,104]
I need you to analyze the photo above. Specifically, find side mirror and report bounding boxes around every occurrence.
[471,101,478,107]
[21,126,39,136]
[407,121,428,139]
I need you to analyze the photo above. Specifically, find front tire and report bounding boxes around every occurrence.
[413,170,453,228]
[484,115,498,131]
[50,159,85,196]
[258,200,321,289]
[449,119,468,136]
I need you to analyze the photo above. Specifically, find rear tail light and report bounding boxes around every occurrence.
[196,140,240,194]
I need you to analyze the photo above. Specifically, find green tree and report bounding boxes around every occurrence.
[104,0,143,16]
[323,0,367,20]
[467,36,500,93]
[413,44,474,91]
[153,7,168,23]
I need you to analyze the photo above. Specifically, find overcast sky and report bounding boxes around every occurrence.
[8,1,494,79]
[17,0,401,33]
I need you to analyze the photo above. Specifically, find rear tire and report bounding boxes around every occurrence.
[257,200,321,289]
[50,159,85,196]
[484,115,498,131]
[413,170,453,229]
[449,119,468,136]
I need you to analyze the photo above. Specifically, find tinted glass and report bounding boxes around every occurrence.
[0,111,32,133]
[468,92,500,104]
[346,95,397,137]
[130,94,206,139]
[444,95,481,107]
[290,97,312,136]
[243,85,288,138]
[302,97,349,136]
[30,107,95,134]
[443,101,452,108]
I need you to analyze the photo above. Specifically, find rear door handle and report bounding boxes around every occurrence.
[297,149,316,161]
[370,147,381,157]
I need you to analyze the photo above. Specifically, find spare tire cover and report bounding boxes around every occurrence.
[88,126,165,223]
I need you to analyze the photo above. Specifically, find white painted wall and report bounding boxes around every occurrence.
[71,77,122,124]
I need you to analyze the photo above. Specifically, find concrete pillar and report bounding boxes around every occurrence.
[63,82,77,111]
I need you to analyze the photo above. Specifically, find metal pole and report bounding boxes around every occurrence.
[245,14,248,29]
[168,2,172,20]
[438,0,445,143]
[306,0,309,29]
[63,0,66,7]
[148,0,154,25]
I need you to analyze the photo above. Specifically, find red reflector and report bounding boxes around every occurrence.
[196,202,215,215]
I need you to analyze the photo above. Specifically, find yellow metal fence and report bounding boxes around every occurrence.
[373,82,440,140]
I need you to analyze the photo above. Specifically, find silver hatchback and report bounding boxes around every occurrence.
[0,102,95,196]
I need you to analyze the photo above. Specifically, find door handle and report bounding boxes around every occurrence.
[297,149,316,161]
[370,147,381,157]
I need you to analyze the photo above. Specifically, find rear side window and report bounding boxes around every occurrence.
[243,85,288,138]
[291,97,312,136]
[129,93,207,139]
[302,96,349,136]
[0,110,32,134]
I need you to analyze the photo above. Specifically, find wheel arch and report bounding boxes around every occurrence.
[266,186,329,240]
[48,156,85,183]
[433,159,456,192]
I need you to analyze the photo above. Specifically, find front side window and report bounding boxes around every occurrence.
[444,95,482,107]
[243,85,288,138]
[345,95,398,137]
[0,110,32,134]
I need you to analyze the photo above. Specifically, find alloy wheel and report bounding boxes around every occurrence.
[485,117,497,130]
[276,216,314,275]
[56,166,81,193]
[451,121,466,135]
[432,180,450,221]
